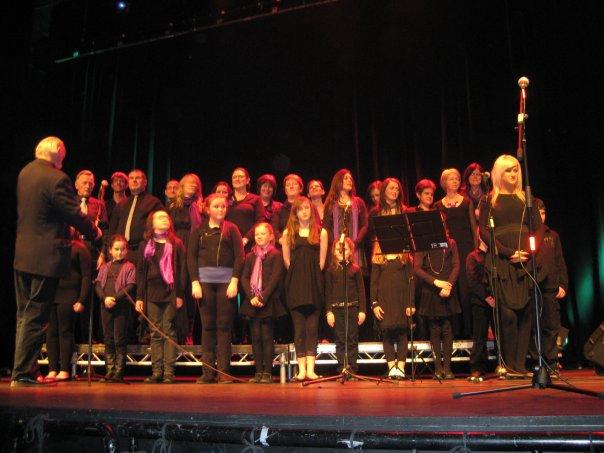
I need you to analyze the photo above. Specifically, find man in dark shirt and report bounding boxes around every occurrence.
[105,169,163,343]
[107,169,163,263]
[12,136,100,387]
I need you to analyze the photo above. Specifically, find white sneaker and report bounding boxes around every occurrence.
[396,366,406,379]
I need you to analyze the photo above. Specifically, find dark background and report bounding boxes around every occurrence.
[2,0,603,369]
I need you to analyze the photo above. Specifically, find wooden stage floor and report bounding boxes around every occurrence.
[1,370,603,434]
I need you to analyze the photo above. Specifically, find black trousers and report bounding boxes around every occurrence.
[499,302,533,372]
[333,306,359,371]
[147,300,177,374]
[469,304,494,373]
[12,271,58,380]
[250,318,274,373]
[101,301,128,354]
[199,282,235,373]
[532,290,560,362]
[427,316,454,372]
[382,326,408,363]
[290,305,319,357]
[46,303,76,372]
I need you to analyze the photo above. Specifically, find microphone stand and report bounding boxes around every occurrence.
[454,77,602,400]
[304,207,394,387]
[85,182,108,386]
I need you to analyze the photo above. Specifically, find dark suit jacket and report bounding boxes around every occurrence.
[108,192,163,250]
[14,159,97,278]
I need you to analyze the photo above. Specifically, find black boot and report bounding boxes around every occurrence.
[99,353,116,383]
[145,365,163,383]
[196,352,216,384]
[112,348,127,382]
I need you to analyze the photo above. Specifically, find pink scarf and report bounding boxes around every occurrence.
[144,232,174,289]
[250,243,274,298]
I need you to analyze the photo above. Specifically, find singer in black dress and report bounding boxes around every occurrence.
[479,155,543,375]
[434,168,478,339]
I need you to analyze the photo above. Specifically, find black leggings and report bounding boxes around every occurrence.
[499,302,533,372]
[428,317,454,371]
[290,305,319,357]
[382,327,408,363]
[199,282,235,372]
[101,301,128,354]
[250,318,274,373]
[46,303,75,372]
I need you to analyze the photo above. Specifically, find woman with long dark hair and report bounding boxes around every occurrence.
[323,169,369,272]
[282,196,328,381]
[461,162,489,220]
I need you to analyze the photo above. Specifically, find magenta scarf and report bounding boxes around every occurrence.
[250,243,275,298]
[185,196,202,232]
[144,232,174,289]
[96,260,136,294]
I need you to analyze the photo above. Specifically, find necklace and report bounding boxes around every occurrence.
[427,249,446,275]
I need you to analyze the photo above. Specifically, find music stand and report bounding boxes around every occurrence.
[372,211,449,381]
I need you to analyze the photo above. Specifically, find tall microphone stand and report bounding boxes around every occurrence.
[304,208,394,387]
[85,182,107,386]
[454,77,602,399]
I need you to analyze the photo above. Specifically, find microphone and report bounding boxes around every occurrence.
[518,76,529,89]
[101,180,109,188]
[481,171,490,179]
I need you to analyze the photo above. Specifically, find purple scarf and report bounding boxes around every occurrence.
[332,196,360,263]
[250,243,275,298]
[185,196,202,232]
[96,260,136,294]
[144,232,175,289]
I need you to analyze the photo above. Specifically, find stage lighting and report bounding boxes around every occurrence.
[115,1,130,13]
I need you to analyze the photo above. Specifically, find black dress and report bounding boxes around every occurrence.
[435,196,477,335]
[414,240,462,318]
[284,236,324,310]
[370,258,414,330]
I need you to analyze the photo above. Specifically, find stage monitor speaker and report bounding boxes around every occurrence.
[583,322,604,367]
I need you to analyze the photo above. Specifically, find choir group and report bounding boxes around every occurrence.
[39,154,568,384]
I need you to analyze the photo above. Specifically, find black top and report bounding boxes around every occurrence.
[187,220,245,281]
[414,239,460,286]
[137,239,187,303]
[434,195,477,252]
[226,193,266,242]
[240,248,286,318]
[325,263,366,313]
[478,193,543,257]
[95,260,136,303]
[168,204,206,250]
[15,159,98,278]
[466,249,492,307]
[323,196,369,246]
[536,225,568,292]
[54,239,92,305]
[108,192,164,250]
[262,200,283,224]
[271,200,293,244]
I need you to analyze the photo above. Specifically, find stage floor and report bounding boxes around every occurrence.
[1,370,603,434]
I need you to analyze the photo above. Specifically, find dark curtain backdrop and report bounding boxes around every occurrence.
[2,1,603,369]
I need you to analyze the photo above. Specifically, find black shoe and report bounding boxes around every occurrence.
[260,372,272,384]
[144,374,163,384]
[217,373,234,384]
[10,377,51,388]
[443,371,456,380]
[162,376,175,384]
[196,375,216,384]
[250,372,263,383]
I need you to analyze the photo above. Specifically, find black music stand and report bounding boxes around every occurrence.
[373,211,449,381]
